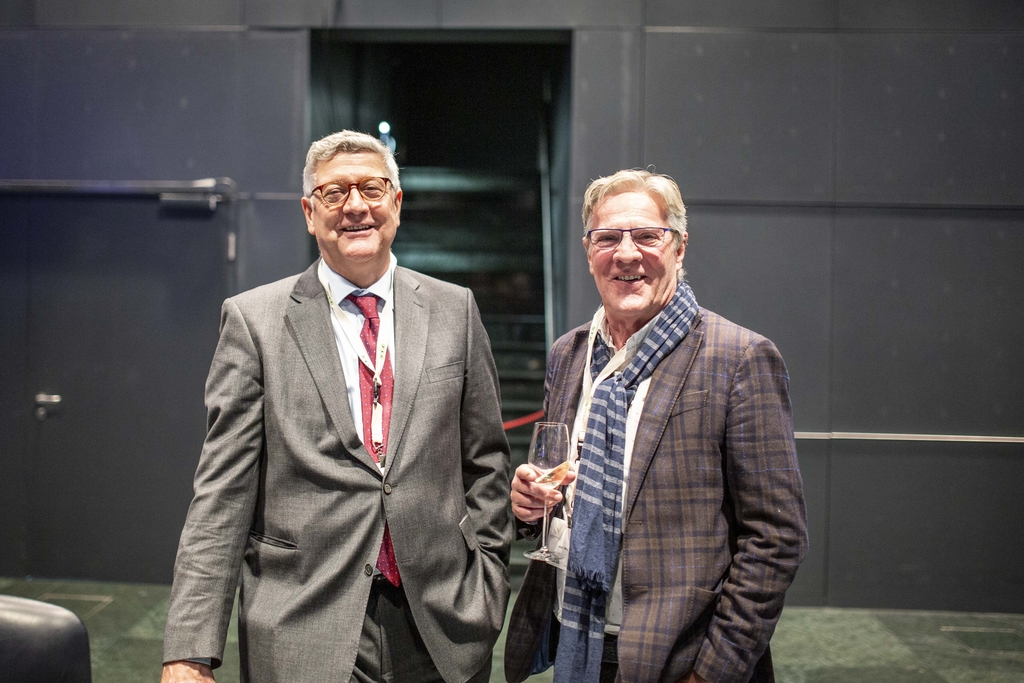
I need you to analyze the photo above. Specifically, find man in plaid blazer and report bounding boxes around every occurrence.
[506,169,807,683]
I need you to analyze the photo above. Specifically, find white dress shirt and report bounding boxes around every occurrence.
[318,253,397,468]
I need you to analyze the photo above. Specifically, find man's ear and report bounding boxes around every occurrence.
[302,197,315,235]
[675,232,687,272]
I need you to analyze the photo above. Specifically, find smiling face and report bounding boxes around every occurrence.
[585,191,686,347]
[301,151,402,287]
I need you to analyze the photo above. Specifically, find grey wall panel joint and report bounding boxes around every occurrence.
[795,431,1024,444]
[0,177,238,210]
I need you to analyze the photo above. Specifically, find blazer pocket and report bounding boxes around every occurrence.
[458,513,479,551]
[248,531,298,550]
[670,389,708,417]
[426,361,464,383]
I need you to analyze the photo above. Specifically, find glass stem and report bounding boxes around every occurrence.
[540,502,550,552]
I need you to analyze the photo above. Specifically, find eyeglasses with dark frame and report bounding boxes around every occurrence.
[311,177,393,207]
[586,227,673,251]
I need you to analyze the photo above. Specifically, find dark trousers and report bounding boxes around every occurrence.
[351,575,490,683]
[599,631,619,683]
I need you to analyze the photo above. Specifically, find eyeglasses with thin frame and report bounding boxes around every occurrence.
[311,177,392,207]
[586,227,673,251]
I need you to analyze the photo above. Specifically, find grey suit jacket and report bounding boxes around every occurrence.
[164,261,512,683]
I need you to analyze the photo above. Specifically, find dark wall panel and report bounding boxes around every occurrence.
[567,29,643,328]
[835,1,1024,31]
[832,209,1024,436]
[0,32,36,178]
[646,0,836,28]
[7,29,307,193]
[217,0,644,28]
[644,0,1024,30]
[335,0,440,28]
[644,31,835,203]
[239,30,308,193]
[34,0,240,26]
[25,195,226,583]
[245,0,328,27]
[786,439,828,606]
[0,0,33,26]
[570,0,642,28]
[829,440,1024,612]
[237,198,311,292]
[32,30,241,181]
[836,34,1024,206]
[0,27,308,582]
[442,0,570,28]
[571,30,643,188]
[0,198,31,576]
[685,206,832,431]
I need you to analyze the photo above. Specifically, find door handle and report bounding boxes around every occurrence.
[35,393,62,420]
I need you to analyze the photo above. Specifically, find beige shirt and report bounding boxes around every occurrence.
[552,307,656,634]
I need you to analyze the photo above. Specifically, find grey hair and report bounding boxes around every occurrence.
[581,169,687,248]
[302,130,401,197]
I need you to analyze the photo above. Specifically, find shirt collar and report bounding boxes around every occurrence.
[593,306,659,359]
[320,252,397,307]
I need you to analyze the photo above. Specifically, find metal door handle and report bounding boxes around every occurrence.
[35,393,62,420]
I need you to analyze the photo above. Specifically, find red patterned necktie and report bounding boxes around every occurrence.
[345,293,400,587]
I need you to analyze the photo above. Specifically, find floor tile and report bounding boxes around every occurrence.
[772,608,922,668]
[802,667,938,683]
[939,670,1024,683]
[945,628,1024,653]
[92,638,165,683]
[3,577,1023,683]
[874,611,1024,678]
[126,597,170,640]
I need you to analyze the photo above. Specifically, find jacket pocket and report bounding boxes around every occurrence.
[458,513,479,551]
[426,361,464,383]
[248,531,298,550]
[670,389,708,416]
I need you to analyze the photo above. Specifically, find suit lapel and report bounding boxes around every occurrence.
[285,261,377,472]
[623,312,705,524]
[550,328,589,430]
[386,268,428,475]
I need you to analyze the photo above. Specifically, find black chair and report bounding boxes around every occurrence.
[0,595,91,683]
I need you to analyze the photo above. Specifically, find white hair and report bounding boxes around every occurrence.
[302,130,400,197]
[582,168,687,247]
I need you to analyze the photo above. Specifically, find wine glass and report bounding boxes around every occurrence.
[523,421,570,562]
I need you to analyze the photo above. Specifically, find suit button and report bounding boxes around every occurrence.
[364,564,373,576]
[383,483,392,495]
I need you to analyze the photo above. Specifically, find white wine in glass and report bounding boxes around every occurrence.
[523,421,570,562]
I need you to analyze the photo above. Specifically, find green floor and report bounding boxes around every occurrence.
[3,574,1023,683]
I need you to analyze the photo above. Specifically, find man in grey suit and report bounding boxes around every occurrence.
[161,130,512,683]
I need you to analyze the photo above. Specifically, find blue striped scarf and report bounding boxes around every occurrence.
[553,280,699,683]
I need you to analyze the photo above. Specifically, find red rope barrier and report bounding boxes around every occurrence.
[502,409,545,431]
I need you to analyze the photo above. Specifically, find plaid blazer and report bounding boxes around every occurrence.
[505,308,808,683]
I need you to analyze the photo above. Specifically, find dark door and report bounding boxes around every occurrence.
[4,192,229,583]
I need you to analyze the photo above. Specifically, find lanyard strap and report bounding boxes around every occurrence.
[566,310,630,519]
[578,311,628,444]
